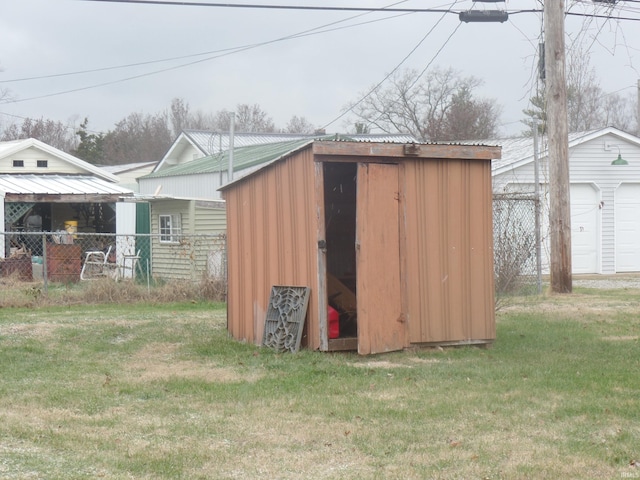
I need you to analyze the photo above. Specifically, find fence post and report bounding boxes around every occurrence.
[42,233,48,295]
[533,122,543,294]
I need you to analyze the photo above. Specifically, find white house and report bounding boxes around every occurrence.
[100,161,157,192]
[492,126,640,274]
[0,138,135,260]
[139,130,418,200]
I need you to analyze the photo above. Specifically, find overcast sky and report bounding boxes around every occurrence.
[0,0,638,138]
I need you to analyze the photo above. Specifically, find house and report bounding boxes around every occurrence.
[123,194,226,282]
[138,130,418,200]
[220,139,500,355]
[0,138,135,279]
[100,161,157,192]
[492,126,640,274]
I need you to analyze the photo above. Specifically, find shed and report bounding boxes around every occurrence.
[220,139,501,355]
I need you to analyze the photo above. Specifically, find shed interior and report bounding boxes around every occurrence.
[323,162,359,347]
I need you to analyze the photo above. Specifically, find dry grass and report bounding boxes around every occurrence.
[1,288,640,478]
[0,275,226,308]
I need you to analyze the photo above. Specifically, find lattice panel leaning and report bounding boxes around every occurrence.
[262,286,311,353]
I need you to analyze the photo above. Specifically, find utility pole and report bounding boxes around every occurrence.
[544,0,572,293]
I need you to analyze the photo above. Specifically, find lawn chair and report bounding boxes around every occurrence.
[80,245,118,280]
[117,249,142,281]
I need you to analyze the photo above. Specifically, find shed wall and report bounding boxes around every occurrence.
[225,148,321,348]
[403,158,495,343]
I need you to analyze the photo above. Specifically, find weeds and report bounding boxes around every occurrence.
[0,274,226,308]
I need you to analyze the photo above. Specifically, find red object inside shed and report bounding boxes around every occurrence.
[328,305,340,339]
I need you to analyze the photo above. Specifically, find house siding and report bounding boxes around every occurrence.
[149,199,226,281]
[494,131,640,274]
[139,172,224,199]
[0,146,87,175]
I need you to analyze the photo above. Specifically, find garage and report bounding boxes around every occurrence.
[615,183,640,272]
[570,183,600,274]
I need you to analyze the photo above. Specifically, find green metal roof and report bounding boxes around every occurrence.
[141,138,313,179]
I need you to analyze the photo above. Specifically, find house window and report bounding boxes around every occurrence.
[12,160,24,168]
[159,214,182,243]
[37,160,48,168]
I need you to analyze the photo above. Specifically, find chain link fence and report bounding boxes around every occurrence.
[0,231,226,293]
[493,193,542,298]
[3,196,540,305]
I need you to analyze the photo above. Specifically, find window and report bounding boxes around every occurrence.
[12,160,24,168]
[37,160,48,168]
[159,214,182,243]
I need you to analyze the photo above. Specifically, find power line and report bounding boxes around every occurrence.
[79,0,457,13]
[0,10,413,84]
[322,3,461,130]
[1,2,419,104]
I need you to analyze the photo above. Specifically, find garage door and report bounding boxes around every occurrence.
[615,184,640,272]
[571,184,599,274]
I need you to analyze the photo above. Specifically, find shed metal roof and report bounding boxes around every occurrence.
[144,134,420,180]
[182,130,418,155]
[0,175,134,196]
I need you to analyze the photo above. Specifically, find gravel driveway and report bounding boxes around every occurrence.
[573,274,640,289]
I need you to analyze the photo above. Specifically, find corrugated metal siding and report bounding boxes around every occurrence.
[403,158,495,343]
[225,147,320,347]
[139,172,223,199]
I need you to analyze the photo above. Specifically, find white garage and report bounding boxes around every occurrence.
[615,183,640,272]
[492,127,640,275]
[570,183,600,274]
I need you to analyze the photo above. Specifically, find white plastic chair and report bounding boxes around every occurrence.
[80,246,117,280]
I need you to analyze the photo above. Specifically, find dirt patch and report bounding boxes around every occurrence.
[125,342,263,384]
[602,335,639,341]
[351,360,413,369]
[0,322,59,341]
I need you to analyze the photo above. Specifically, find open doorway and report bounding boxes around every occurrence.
[323,162,358,348]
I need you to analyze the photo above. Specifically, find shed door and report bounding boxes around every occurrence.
[615,183,640,272]
[356,163,404,355]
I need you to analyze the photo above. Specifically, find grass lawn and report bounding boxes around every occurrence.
[1,289,639,479]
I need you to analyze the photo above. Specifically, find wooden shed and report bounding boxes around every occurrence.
[220,139,501,355]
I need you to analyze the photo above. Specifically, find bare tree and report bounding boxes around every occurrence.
[347,67,501,141]
[210,104,276,133]
[443,86,502,140]
[1,117,77,152]
[169,97,190,138]
[523,47,637,135]
[101,111,172,165]
[284,115,317,134]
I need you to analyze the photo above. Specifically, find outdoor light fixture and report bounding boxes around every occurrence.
[610,146,629,165]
